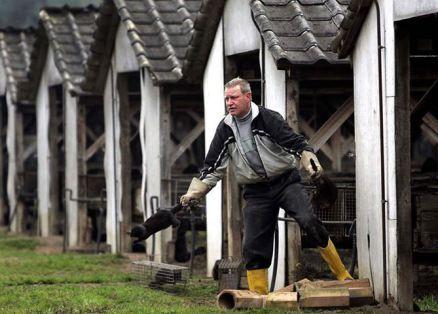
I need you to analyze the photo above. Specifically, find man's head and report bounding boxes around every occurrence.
[224,78,252,118]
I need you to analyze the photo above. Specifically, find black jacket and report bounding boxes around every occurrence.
[200,103,312,187]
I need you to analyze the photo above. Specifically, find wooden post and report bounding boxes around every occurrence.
[331,129,343,172]
[49,87,60,236]
[160,90,172,261]
[393,23,412,311]
[117,76,132,253]
[77,99,87,244]
[226,167,242,257]
[0,99,4,226]
[15,111,25,233]
[203,19,225,276]
[286,79,302,284]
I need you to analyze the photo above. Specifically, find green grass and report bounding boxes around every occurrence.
[0,233,289,313]
[415,295,438,312]
[1,233,435,313]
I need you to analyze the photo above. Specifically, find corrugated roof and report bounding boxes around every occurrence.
[250,0,351,67]
[82,0,225,93]
[0,28,36,103]
[25,5,99,100]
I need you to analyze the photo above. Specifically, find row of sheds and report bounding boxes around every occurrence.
[1,0,437,310]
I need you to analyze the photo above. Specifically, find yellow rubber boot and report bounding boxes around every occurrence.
[247,269,269,295]
[319,238,353,281]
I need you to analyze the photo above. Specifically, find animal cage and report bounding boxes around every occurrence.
[130,260,189,288]
[215,257,245,291]
[304,182,356,240]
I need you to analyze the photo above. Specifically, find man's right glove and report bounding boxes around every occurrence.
[300,150,323,179]
[180,177,210,206]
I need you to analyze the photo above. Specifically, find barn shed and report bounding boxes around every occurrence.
[23,6,102,249]
[332,0,438,310]
[82,0,224,255]
[0,28,36,233]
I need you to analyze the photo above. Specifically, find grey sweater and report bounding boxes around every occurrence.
[234,109,267,176]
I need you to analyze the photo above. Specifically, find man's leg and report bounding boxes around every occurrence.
[242,186,279,294]
[278,180,353,280]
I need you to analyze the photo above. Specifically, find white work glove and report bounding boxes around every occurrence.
[300,151,323,179]
[180,178,210,206]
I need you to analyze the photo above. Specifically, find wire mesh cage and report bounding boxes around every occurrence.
[216,257,245,291]
[130,260,189,288]
[305,182,356,238]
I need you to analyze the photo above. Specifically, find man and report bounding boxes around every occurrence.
[181,78,352,295]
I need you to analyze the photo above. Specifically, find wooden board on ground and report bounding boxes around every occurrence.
[265,292,298,310]
[294,278,374,308]
[299,288,350,308]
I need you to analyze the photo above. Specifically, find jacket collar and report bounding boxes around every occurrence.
[224,102,259,126]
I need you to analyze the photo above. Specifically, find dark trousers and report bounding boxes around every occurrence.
[242,170,329,270]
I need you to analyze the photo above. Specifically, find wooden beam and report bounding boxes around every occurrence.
[225,167,242,258]
[23,142,37,161]
[185,109,202,123]
[285,79,301,285]
[86,127,98,142]
[421,124,438,145]
[423,113,438,134]
[77,99,88,245]
[309,96,354,152]
[394,24,413,311]
[85,133,105,161]
[331,129,343,172]
[300,119,334,161]
[169,119,204,166]
[410,78,438,120]
[117,75,132,253]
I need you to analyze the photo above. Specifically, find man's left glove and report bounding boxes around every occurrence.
[180,178,210,206]
[300,150,323,179]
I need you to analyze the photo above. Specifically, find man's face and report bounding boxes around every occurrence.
[224,85,251,118]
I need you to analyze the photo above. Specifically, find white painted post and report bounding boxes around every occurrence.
[352,4,385,302]
[64,92,79,246]
[103,63,123,254]
[36,75,50,236]
[140,69,163,261]
[263,47,287,290]
[5,91,18,232]
[36,48,61,237]
[203,19,225,277]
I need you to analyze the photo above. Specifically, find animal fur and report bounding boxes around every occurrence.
[130,204,183,244]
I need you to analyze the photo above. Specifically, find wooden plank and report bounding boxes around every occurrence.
[394,25,413,311]
[298,288,350,308]
[86,134,105,161]
[117,75,132,253]
[423,113,438,134]
[48,87,60,236]
[349,287,374,307]
[309,96,354,151]
[15,112,25,233]
[0,100,4,226]
[300,119,334,161]
[331,129,343,172]
[225,167,242,257]
[286,80,299,133]
[421,124,438,145]
[86,127,98,142]
[77,99,88,245]
[160,91,172,261]
[265,292,298,310]
[169,119,204,166]
[285,80,302,285]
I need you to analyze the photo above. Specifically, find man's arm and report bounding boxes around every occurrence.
[199,123,232,188]
[266,109,312,154]
[181,122,231,205]
[265,109,323,178]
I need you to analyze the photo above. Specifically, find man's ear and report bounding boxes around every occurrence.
[245,92,252,103]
